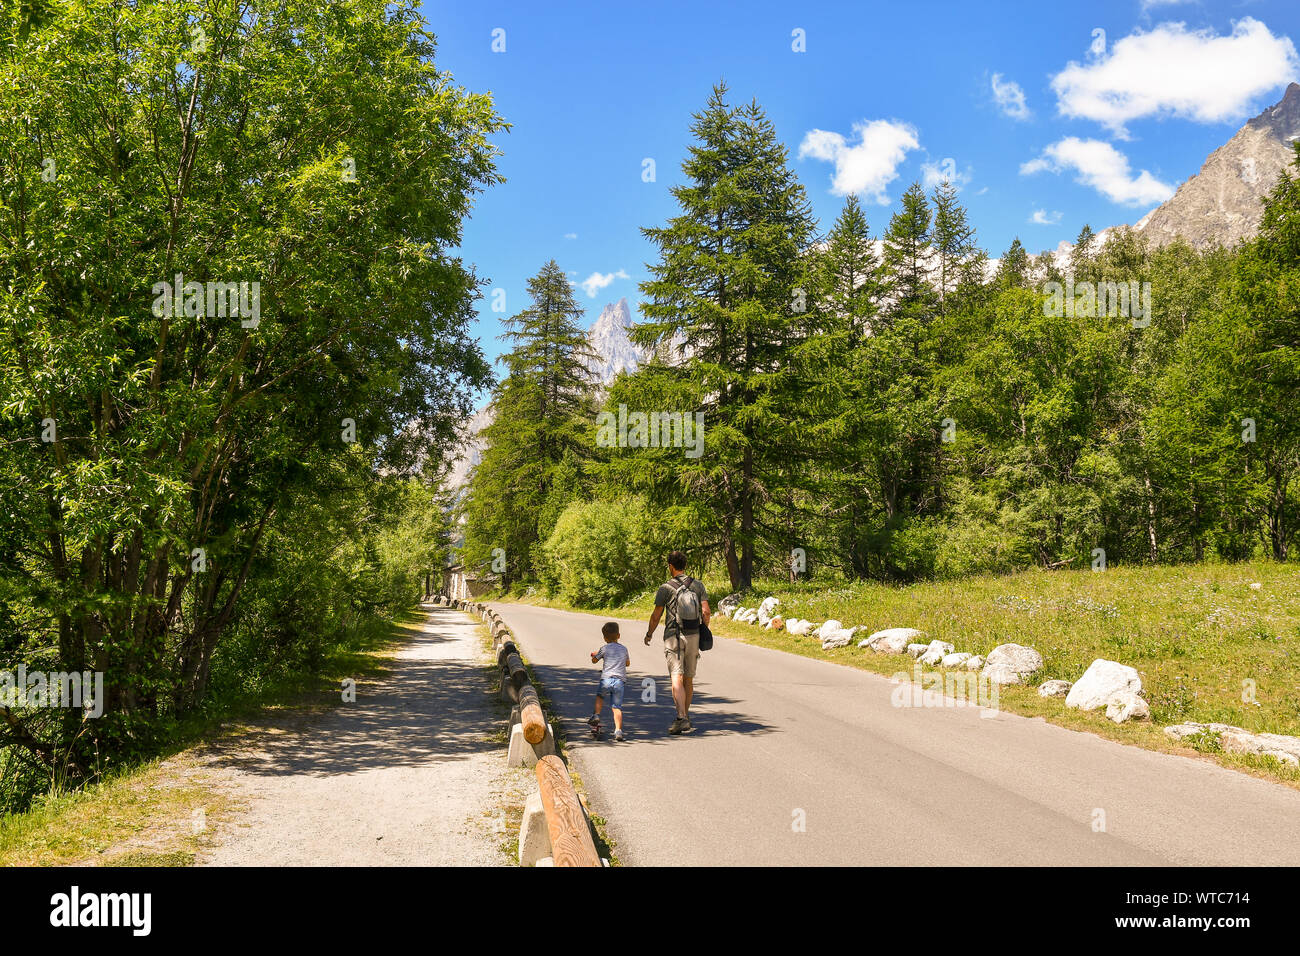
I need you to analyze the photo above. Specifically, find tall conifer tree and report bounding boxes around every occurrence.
[464,261,598,585]
[629,84,816,590]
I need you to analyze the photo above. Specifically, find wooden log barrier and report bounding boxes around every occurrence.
[535,756,601,867]
[496,641,518,669]
[517,684,547,745]
[503,653,529,698]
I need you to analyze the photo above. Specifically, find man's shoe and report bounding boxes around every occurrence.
[615,730,625,741]
[682,716,694,733]
[586,714,600,727]
[668,717,687,735]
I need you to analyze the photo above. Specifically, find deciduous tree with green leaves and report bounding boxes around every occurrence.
[0,0,500,790]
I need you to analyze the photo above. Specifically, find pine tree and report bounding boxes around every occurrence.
[819,194,883,340]
[882,182,936,320]
[930,180,978,312]
[789,196,888,576]
[628,84,816,591]
[996,237,1030,288]
[463,260,598,585]
[1071,223,1097,279]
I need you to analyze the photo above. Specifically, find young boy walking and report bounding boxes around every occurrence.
[588,622,629,741]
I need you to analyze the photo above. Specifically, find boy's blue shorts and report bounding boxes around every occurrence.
[597,677,625,709]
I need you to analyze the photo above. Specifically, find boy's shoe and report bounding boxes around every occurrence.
[682,716,694,734]
[586,714,599,727]
[668,717,687,735]
[614,730,625,741]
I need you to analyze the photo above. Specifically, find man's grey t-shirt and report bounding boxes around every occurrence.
[654,574,708,638]
[594,642,629,681]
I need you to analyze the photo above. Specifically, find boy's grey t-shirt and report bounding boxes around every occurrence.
[654,574,708,638]
[594,642,629,681]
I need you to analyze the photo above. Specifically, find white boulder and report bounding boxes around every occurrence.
[862,631,913,654]
[963,655,985,670]
[981,643,1044,684]
[862,627,926,650]
[1165,723,1300,765]
[1165,722,1235,740]
[757,597,781,627]
[1065,659,1142,712]
[918,640,955,666]
[819,621,859,649]
[1038,679,1072,698]
[1106,692,1150,723]
[786,619,817,636]
[940,652,971,668]
[906,643,929,658]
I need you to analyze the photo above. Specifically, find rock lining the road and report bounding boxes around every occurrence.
[1165,723,1300,765]
[1065,658,1149,722]
[1038,679,1073,698]
[981,643,1045,685]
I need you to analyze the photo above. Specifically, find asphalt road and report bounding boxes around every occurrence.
[491,602,1300,867]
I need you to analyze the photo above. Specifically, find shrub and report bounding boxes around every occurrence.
[540,498,660,606]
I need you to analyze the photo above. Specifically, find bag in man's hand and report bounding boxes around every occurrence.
[698,621,713,652]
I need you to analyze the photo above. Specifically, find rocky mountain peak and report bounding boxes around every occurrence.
[584,297,645,383]
[1137,82,1300,250]
[446,299,646,490]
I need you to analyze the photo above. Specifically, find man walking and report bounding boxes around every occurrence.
[644,551,710,735]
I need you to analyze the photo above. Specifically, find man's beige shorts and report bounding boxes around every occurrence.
[664,630,700,680]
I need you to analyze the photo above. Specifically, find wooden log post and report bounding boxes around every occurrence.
[517,684,547,745]
[496,641,518,669]
[535,756,601,867]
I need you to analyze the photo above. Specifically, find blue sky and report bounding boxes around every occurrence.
[423,0,1300,372]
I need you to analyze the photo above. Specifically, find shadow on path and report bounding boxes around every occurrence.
[206,606,501,777]
[526,659,779,749]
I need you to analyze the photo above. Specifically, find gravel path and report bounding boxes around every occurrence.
[198,605,526,866]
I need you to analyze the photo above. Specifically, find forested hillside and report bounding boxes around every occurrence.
[467,83,1300,605]
[0,0,501,810]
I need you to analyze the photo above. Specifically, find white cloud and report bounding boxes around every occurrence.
[1030,209,1063,225]
[579,269,629,298]
[991,73,1031,120]
[564,232,577,240]
[921,158,973,191]
[798,119,920,203]
[1051,18,1300,135]
[1021,137,1174,206]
